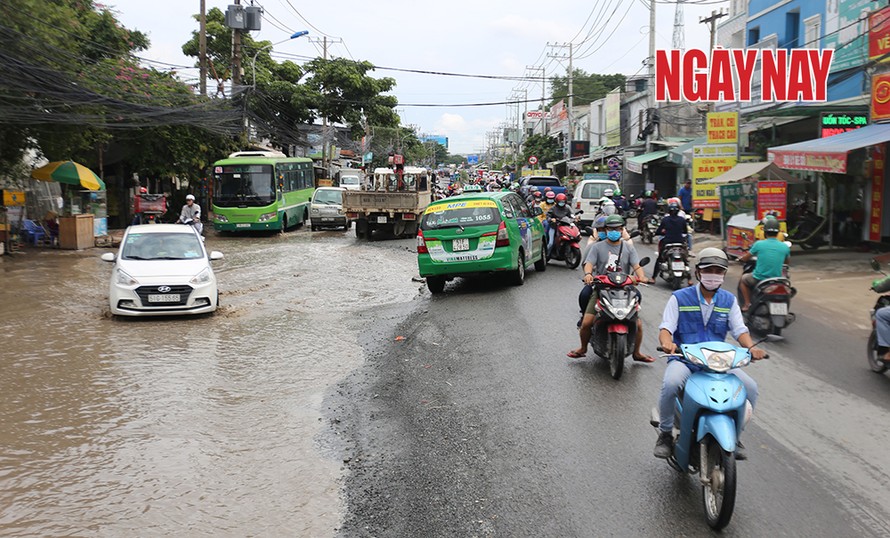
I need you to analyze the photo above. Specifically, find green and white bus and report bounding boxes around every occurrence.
[211,151,315,232]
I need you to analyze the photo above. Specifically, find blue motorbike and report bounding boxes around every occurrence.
[650,341,769,530]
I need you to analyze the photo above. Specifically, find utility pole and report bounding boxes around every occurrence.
[548,43,574,162]
[232,0,242,87]
[199,0,207,96]
[700,9,727,113]
[310,36,343,179]
[526,65,546,135]
[645,0,656,159]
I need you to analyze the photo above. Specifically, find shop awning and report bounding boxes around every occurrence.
[667,137,705,165]
[699,161,803,184]
[625,150,669,174]
[768,122,890,173]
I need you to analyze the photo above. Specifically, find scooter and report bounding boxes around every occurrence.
[654,242,691,290]
[867,259,890,374]
[651,339,772,530]
[787,199,827,250]
[739,258,796,336]
[588,256,650,379]
[547,211,583,269]
[640,214,660,244]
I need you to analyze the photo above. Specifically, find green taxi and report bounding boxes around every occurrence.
[416,192,546,294]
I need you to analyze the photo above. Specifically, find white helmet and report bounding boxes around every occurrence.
[186,194,196,201]
[603,188,614,197]
[601,200,617,215]
[696,247,729,270]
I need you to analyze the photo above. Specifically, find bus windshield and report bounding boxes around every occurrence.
[214,164,275,206]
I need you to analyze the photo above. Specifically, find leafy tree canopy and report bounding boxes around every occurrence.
[550,70,625,107]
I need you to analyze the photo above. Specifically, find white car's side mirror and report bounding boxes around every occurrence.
[101,252,116,262]
[209,251,224,260]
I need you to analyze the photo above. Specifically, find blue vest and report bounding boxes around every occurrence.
[673,286,734,346]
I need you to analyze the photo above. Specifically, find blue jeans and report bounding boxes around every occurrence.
[658,360,758,432]
[686,233,693,251]
[876,306,890,347]
[546,224,556,255]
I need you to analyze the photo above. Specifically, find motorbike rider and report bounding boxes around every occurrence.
[546,193,573,257]
[737,215,790,312]
[612,188,628,214]
[654,247,767,460]
[131,186,149,225]
[525,185,539,207]
[653,201,693,285]
[179,194,203,235]
[568,215,656,362]
[639,190,658,231]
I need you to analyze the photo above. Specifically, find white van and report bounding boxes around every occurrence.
[310,187,350,231]
[338,172,362,191]
[572,179,619,227]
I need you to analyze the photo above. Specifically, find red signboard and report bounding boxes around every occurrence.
[870,6,890,61]
[870,144,885,242]
[872,72,890,122]
[757,181,787,220]
[767,150,847,173]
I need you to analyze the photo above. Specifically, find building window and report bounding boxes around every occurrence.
[804,14,821,48]
[785,11,800,48]
[748,27,760,46]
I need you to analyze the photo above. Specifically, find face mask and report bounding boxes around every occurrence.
[606,230,621,242]
[700,273,724,291]
[597,231,607,240]
[558,201,565,207]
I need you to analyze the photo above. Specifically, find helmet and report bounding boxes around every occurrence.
[667,197,681,206]
[668,201,680,214]
[603,188,614,197]
[139,187,148,194]
[604,214,624,228]
[555,193,567,202]
[543,187,552,193]
[186,194,196,201]
[644,190,653,198]
[696,247,729,270]
[762,215,780,234]
[601,200,616,216]
[594,216,607,229]
[613,188,622,196]
[545,191,555,201]
[533,191,542,199]
[529,185,538,192]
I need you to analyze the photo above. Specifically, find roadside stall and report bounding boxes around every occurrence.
[1,189,26,254]
[698,162,800,257]
[30,160,106,250]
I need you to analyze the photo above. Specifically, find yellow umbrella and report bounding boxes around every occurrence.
[31,161,106,191]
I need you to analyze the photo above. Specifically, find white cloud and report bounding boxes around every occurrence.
[487,14,571,42]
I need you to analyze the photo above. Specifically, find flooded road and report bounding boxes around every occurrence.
[0,228,420,536]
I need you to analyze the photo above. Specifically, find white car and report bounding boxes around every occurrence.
[310,187,350,231]
[338,174,362,191]
[101,224,223,316]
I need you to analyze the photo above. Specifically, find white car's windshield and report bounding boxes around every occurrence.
[313,190,342,205]
[340,176,359,185]
[122,232,204,260]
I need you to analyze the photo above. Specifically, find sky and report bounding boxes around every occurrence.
[109,0,728,155]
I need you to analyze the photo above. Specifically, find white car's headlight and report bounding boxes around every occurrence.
[258,212,278,222]
[116,268,138,286]
[215,214,229,222]
[311,207,320,214]
[701,349,736,372]
[190,267,212,285]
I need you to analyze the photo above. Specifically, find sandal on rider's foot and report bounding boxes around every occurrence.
[633,354,657,363]
[741,304,751,313]
[567,350,586,359]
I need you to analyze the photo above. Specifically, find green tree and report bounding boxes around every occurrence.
[522,134,561,167]
[550,70,625,107]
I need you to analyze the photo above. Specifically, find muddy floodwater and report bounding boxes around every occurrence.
[0,228,419,536]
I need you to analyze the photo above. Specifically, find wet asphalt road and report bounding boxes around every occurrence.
[4,227,890,536]
[329,239,890,537]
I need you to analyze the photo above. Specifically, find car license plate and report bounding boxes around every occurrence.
[321,217,334,221]
[452,238,470,251]
[671,261,685,271]
[768,302,788,315]
[148,294,180,303]
[377,216,387,223]
[236,223,250,228]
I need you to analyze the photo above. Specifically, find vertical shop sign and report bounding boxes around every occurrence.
[870,145,885,242]
[756,181,788,220]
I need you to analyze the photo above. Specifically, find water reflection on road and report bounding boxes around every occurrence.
[0,228,419,536]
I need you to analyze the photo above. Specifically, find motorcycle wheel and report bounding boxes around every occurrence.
[609,333,626,380]
[566,248,581,269]
[867,331,889,374]
[702,436,737,531]
[671,276,682,291]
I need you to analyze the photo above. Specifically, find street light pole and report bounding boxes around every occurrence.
[251,30,309,89]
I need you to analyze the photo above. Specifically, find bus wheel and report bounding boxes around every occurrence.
[281,215,288,233]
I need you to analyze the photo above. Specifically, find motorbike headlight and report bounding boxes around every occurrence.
[190,267,212,285]
[116,268,138,286]
[215,214,229,223]
[258,212,278,222]
[701,348,736,372]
